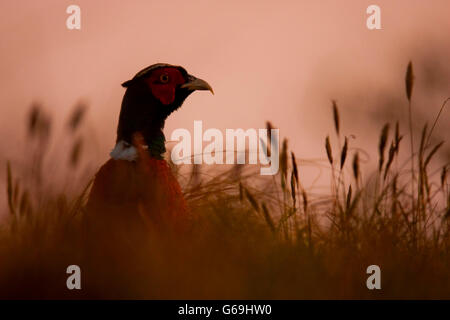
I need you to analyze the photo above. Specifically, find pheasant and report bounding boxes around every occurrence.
[84,63,213,241]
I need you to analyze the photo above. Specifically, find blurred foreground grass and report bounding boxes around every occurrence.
[0,62,449,299]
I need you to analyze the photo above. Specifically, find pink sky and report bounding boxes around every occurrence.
[0,1,449,210]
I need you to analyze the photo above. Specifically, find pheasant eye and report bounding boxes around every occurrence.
[160,74,169,83]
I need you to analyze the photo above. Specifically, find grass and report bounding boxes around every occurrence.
[0,62,449,299]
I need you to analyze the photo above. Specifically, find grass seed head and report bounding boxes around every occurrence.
[395,121,401,154]
[332,100,340,136]
[67,102,87,132]
[352,152,359,181]
[378,123,390,171]
[384,142,396,180]
[340,137,348,170]
[405,61,414,102]
[325,136,333,165]
[290,172,296,206]
[291,152,299,186]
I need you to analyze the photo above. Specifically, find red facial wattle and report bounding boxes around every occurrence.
[144,67,186,105]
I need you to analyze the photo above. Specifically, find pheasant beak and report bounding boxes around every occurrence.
[181,75,214,95]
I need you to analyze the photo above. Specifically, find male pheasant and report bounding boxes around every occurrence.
[85,63,213,240]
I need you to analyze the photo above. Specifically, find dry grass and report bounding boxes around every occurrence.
[0,62,449,299]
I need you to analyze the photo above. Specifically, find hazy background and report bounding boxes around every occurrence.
[1,0,449,217]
